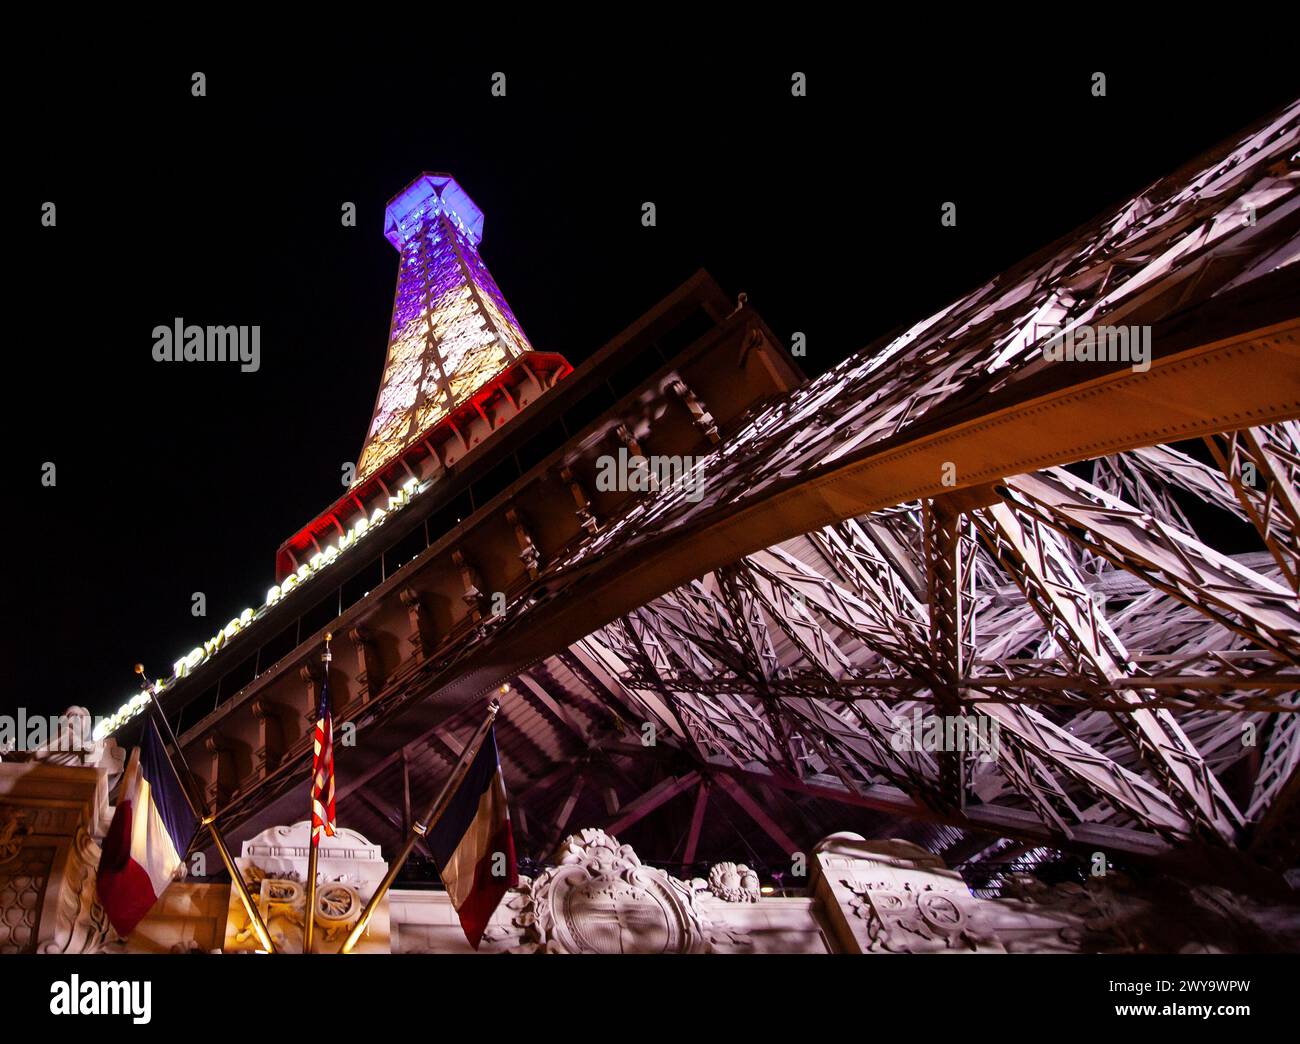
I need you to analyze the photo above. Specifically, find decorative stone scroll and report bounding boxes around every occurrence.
[706,861,761,903]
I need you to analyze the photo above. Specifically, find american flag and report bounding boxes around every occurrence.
[311,676,336,846]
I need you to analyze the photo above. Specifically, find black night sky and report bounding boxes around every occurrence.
[8,49,1298,726]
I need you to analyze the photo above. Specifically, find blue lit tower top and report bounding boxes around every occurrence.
[355,173,536,484]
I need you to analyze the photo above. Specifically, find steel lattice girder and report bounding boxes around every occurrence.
[608,530,1204,842]
[447,105,1300,750]
[1002,469,1300,662]
[387,105,1299,864]
[973,497,1246,840]
[162,99,1300,878]
[1206,423,1300,596]
[574,401,1300,857]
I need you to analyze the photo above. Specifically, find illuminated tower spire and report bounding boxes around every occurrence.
[355,174,540,484]
[275,174,570,581]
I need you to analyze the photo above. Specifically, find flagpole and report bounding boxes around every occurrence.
[304,825,318,954]
[304,633,331,955]
[133,664,278,954]
[340,696,502,955]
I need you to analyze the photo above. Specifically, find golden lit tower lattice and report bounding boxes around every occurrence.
[355,174,539,484]
[273,173,569,582]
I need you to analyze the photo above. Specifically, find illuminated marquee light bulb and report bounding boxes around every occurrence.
[103,477,427,736]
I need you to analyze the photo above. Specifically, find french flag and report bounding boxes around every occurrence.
[427,725,518,949]
[96,718,198,938]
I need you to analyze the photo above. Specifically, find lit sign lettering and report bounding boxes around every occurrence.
[95,477,424,739]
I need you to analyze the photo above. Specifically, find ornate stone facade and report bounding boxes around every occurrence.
[813,834,1004,953]
[0,749,116,954]
[5,752,1300,954]
[812,833,1300,954]
[223,822,391,954]
[0,845,46,954]
[518,829,710,954]
[389,830,830,954]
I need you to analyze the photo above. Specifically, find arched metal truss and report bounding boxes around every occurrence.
[133,99,1300,884]
[435,98,1300,871]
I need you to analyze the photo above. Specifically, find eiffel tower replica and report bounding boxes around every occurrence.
[70,100,1300,951]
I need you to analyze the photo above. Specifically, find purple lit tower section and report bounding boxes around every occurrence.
[275,174,569,580]
[355,174,551,484]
